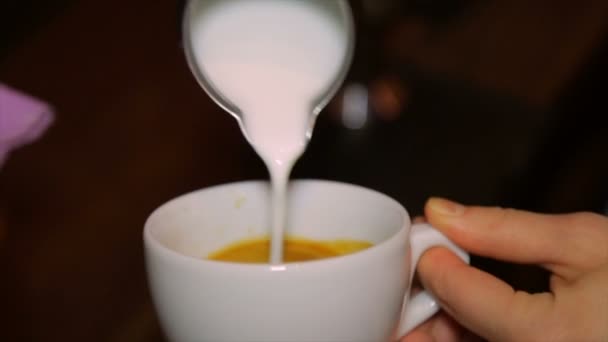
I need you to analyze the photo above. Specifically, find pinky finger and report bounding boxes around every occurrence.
[400,312,463,342]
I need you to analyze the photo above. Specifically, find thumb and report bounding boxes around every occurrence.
[423,197,583,275]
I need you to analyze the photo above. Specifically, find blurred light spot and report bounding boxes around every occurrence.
[341,83,369,130]
[370,76,408,121]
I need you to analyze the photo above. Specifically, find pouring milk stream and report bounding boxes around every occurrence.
[184,0,354,263]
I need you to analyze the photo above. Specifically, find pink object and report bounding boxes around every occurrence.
[0,83,54,167]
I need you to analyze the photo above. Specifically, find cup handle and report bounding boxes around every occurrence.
[396,223,470,338]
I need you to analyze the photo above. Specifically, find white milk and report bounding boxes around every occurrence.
[190,0,348,263]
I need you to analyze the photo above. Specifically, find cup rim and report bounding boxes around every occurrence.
[143,179,410,272]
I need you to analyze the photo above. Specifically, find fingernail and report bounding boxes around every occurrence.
[428,197,465,216]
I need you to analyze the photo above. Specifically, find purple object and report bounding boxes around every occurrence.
[0,83,54,167]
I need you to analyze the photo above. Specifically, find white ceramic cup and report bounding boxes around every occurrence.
[144,180,469,341]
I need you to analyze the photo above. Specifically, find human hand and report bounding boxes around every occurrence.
[402,198,608,342]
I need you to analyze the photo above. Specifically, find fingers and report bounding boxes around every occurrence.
[418,247,555,342]
[419,198,608,340]
[423,197,595,275]
[427,314,462,342]
[400,330,434,342]
[401,313,462,342]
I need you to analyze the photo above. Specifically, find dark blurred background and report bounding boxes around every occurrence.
[1,0,607,340]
